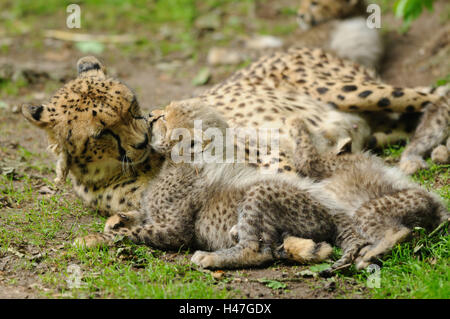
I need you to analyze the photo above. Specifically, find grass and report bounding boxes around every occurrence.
[40,245,230,298]
[352,223,449,299]
[0,0,299,59]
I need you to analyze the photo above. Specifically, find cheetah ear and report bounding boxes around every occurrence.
[76,56,106,80]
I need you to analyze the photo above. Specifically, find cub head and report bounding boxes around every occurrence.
[22,56,150,183]
[297,0,363,30]
[149,100,228,163]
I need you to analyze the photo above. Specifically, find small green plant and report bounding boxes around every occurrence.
[258,279,287,290]
[393,0,436,31]
[436,74,450,87]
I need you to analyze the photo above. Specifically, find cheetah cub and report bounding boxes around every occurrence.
[288,118,449,269]
[77,101,370,272]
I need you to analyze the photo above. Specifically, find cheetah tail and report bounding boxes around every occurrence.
[282,236,333,264]
[330,86,444,114]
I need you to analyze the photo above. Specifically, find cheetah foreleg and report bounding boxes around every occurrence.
[400,98,449,174]
[288,118,332,179]
[430,137,450,164]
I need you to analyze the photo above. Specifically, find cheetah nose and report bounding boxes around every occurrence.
[27,105,44,121]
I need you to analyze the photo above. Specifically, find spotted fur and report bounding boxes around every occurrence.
[288,118,449,269]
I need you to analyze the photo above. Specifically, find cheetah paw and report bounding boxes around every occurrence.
[73,234,107,249]
[354,245,376,270]
[355,228,411,270]
[399,156,428,175]
[229,225,239,244]
[104,210,140,232]
[431,145,449,165]
[191,251,220,269]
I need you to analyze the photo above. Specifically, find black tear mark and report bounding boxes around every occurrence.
[81,137,90,155]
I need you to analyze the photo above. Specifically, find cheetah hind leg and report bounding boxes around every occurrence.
[191,241,274,269]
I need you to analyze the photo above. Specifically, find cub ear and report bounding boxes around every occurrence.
[76,56,106,79]
[336,137,353,155]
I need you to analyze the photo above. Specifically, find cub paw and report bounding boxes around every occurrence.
[104,210,140,232]
[355,228,411,270]
[191,251,219,269]
[431,145,449,165]
[354,245,376,270]
[399,156,428,175]
[73,234,108,249]
[229,225,239,244]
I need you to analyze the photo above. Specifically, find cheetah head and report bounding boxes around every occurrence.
[149,100,229,162]
[22,56,150,184]
[297,0,363,30]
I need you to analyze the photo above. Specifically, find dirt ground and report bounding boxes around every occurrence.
[0,1,449,299]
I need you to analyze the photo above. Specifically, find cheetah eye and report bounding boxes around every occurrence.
[131,133,149,150]
[94,129,113,139]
